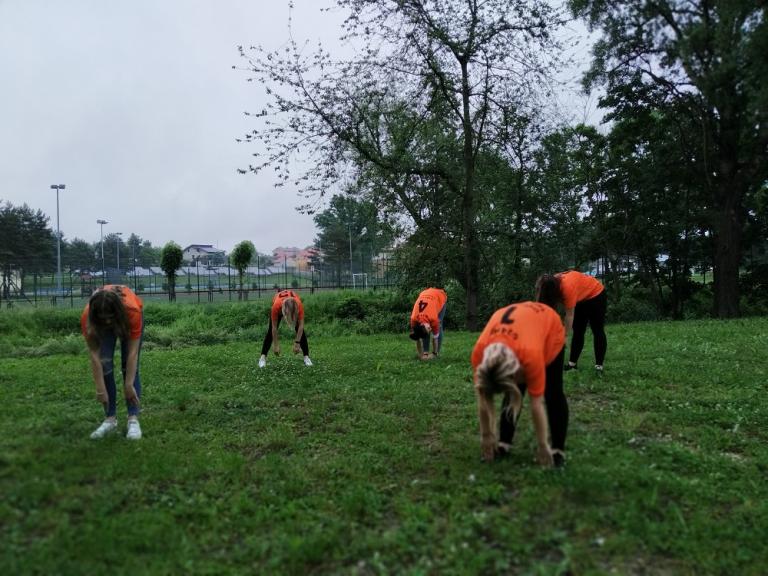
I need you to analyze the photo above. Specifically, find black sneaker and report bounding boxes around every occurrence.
[552,451,566,468]
[564,363,577,372]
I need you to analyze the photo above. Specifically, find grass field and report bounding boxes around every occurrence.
[1,317,767,574]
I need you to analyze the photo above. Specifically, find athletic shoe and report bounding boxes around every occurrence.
[258,356,266,368]
[564,363,577,372]
[303,356,313,367]
[90,420,118,439]
[553,451,566,468]
[126,419,142,440]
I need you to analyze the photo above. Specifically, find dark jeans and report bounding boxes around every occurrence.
[422,303,447,353]
[571,289,607,366]
[261,316,309,356]
[499,347,568,451]
[99,319,144,418]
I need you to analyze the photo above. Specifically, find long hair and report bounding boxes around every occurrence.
[475,343,522,417]
[281,297,299,326]
[409,322,428,341]
[536,274,562,310]
[86,287,130,349]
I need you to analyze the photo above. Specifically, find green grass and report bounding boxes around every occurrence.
[1,318,767,574]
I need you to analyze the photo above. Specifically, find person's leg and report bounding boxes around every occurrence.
[499,383,527,446]
[121,318,143,419]
[588,291,608,367]
[91,331,119,438]
[295,321,309,356]
[544,347,568,454]
[260,317,276,356]
[421,331,430,353]
[99,332,118,418]
[437,304,446,353]
[569,302,589,366]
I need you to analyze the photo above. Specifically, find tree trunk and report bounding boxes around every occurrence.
[460,60,479,331]
[711,185,743,318]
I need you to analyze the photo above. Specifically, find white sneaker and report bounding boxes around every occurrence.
[90,420,118,439]
[258,356,266,368]
[126,419,142,440]
[303,356,313,367]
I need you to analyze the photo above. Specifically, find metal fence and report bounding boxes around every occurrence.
[0,257,399,309]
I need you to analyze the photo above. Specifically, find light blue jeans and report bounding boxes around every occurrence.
[422,304,446,353]
[99,319,144,417]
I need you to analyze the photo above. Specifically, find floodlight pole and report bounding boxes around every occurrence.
[50,184,65,296]
[97,219,108,285]
[115,232,122,275]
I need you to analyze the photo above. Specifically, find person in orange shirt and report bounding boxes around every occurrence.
[536,270,607,373]
[80,285,144,440]
[409,287,448,359]
[471,301,568,467]
[258,289,312,368]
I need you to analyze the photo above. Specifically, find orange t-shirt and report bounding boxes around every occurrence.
[557,271,604,309]
[410,288,448,334]
[471,301,565,397]
[80,285,144,340]
[270,289,305,323]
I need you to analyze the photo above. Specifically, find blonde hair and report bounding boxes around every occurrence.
[281,297,299,325]
[475,343,522,413]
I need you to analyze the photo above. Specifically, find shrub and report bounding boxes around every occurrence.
[336,297,366,320]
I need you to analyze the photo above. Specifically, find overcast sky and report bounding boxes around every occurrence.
[0,0,598,254]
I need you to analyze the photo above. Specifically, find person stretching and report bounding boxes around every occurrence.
[409,287,447,360]
[536,270,607,373]
[81,285,144,440]
[472,301,568,467]
[258,289,312,368]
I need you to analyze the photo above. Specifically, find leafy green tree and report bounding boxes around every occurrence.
[570,0,768,317]
[231,240,255,300]
[240,0,564,328]
[0,201,54,296]
[160,242,183,302]
[138,241,161,268]
[313,194,398,285]
[63,238,97,271]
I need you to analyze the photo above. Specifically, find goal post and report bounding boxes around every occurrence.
[352,273,368,290]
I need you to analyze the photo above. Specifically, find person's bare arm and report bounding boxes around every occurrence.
[293,318,305,354]
[89,348,108,408]
[530,395,553,467]
[564,308,575,339]
[477,391,497,462]
[272,318,281,355]
[123,338,141,407]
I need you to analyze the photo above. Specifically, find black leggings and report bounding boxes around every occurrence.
[260,316,309,356]
[499,347,568,451]
[571,290,607,366]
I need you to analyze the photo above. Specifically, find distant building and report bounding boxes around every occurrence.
[182,244,225,265]
[272,246,314,270]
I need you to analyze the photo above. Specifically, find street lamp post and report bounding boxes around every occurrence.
[97,219,108,284]
[50,184,65,296]
[115,232,122,277]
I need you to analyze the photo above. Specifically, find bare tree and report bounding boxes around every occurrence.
[238,0,564,328]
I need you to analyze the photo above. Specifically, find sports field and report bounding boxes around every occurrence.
[1,318,767,574]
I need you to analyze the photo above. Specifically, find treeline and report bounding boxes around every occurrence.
[0,201,164,272]
[240,0,767,325]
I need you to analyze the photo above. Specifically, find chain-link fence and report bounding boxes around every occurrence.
[0,256,399,309]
